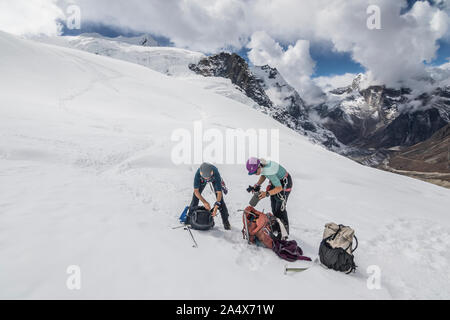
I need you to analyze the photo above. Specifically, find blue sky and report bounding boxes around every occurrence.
[431,40,450,65]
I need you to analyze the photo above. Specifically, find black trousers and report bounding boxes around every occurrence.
[269,174,292,234]
[189,184,229,223]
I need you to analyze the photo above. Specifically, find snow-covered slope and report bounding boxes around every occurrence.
[34,36,345,152]
[32,34,204,77]
[1,32,450,299]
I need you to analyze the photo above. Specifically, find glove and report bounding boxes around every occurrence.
[246,184,261,193]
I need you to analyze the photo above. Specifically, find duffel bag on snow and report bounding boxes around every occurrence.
[188,206,215,231]
[319,223,358,274]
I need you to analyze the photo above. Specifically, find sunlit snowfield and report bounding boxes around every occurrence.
[1,32,449,299]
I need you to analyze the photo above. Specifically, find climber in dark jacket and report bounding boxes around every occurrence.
[188,162,231,230]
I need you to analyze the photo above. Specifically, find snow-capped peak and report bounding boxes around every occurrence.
[251,65,306,118]
[78,32,158,47]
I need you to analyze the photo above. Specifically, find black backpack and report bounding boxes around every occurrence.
[187,206,215,231]
[319,223,358,274]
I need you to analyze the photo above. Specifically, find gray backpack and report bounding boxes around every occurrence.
[319,223,358,274]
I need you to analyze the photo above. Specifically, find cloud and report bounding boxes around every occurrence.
[247,31,316,76]
[57,0,250,52]
[1,0,449,95]
[359,1,448,86]
[0,0,64,36]
[247,31,323,103]
[63,1,447,87]
[314,73,360,92]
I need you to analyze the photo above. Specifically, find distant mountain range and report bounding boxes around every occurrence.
[189,53,450,187]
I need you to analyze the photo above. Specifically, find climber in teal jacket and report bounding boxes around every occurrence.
[246,158,292,234]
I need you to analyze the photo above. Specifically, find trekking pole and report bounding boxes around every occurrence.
[284,264,309,275]
[185,226,198,248]
[172,224,189,230]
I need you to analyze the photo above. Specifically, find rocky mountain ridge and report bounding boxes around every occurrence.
[189,53,343,150]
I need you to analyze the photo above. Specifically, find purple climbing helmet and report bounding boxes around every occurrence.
[246,157,261,175]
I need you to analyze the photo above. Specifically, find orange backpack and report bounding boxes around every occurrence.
[242,206,275,249]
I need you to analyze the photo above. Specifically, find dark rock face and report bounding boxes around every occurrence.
[330,87,353,95]
[189,53,273,108]
[366,108,448,148]
[317,83,450,152]
[363,86,450,149]
[284,94,302,118]
[314,104,362,145]
[260,64,278,79]
[360,86,410,123]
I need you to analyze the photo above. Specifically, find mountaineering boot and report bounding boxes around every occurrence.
[223,219,231,230]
